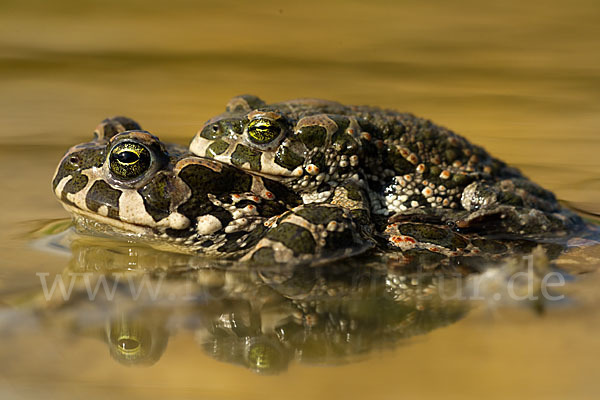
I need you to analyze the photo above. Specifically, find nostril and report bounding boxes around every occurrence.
[69,156,79,165]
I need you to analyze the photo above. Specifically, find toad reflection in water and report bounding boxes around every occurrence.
[38,108,600,372]
[14,230,481,374]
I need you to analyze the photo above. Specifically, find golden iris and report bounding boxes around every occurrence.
[247,118,281,145]
[109,142,151,180]
[108,318,152,364]
[116,336,141,354]
[246,342,281,372]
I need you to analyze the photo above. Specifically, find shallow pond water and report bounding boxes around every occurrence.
[1,0,600,399]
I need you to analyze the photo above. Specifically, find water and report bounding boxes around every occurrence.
[1,0,600,398]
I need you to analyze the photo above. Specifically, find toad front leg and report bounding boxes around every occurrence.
[242,202,375,266]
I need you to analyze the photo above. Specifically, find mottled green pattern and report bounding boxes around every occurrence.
[274,145,303,170]
[63,174,88,195]
[52,147,105,190]
[396,223,468,251]
[177,163,251,224]
[206,139,229,157]
[266,222,317,255]
[138,172,172,221]
[295,205,346,225]
[296,125,326,148]
[230,144,262,171]
[52,105,590,267]
[86,180,121,219]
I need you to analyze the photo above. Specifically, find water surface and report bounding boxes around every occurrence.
[1,0,600,399]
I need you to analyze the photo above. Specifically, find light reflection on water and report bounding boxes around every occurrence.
[1,223,597,376]
[15,227,473,374]
[1,0,600,398]
[1,225,567,373]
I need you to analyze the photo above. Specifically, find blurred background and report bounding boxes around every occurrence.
[3,0,600,200]
[1,0,600,399]
[1,1,599,154]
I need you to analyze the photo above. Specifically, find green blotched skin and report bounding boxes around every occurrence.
[53,104,591,267]
[52,117,371,265]
[189,95,588,259]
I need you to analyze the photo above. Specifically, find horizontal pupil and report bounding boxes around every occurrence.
[116,151,139,164]
[254,128,274,134]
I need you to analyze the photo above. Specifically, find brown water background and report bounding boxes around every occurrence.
[1,0,600,398]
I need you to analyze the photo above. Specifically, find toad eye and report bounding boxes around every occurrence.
[117,336,141,353]
[247,118,282,145]
[109,142,151,180]
[245,338,285,374]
